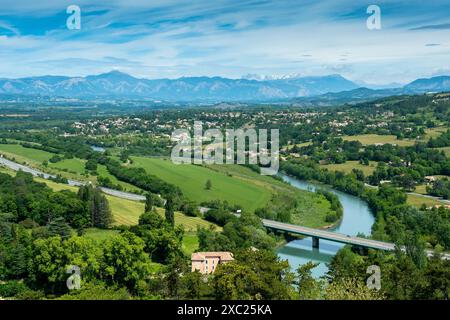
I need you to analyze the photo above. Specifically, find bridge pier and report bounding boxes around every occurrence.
[312,236,319,249]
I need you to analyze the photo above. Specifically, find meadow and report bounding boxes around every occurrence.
[341,134,416,146]
[320,160,377,176]
[48,158,86,174]
[0,143,53,164]
[130,156,272,212]
[406,193,446,208]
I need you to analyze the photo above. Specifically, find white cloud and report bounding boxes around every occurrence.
[0,0,449,83]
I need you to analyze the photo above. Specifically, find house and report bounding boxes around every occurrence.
[425,176,437,183]
[191,252,234,274]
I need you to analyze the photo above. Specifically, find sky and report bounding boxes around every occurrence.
[0,0,449,85]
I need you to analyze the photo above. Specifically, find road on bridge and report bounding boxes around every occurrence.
[262,219,450,260]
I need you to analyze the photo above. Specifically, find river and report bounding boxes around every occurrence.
[277,174,375,278]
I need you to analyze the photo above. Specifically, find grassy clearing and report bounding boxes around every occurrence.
[407,194,445,208]
[105,195,145,226]
[423,127,448,140]
[106,193,220,231]
[0,143,54,164]
[282,141,312,150]
[209,164,336,228]
[342,134,415,147]
[49,158,86,174]
[321,161,377,176]
[182,232,199,256]
[34,178,78,192]
[82,228,120,242]
[414,184,428,195]
[130,157,272,212]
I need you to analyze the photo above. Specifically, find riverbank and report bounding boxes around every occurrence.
[277,173,375,278]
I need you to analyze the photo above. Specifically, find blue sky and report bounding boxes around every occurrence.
[0,0,449,84]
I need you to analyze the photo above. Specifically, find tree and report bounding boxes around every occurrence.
[102,232,152,294]
[212,262,260,300]
[30,236,68,293]
[205,179,212,190]
[212,249,294,300]
[138,210,163,229]
[165,255,187,299]
[145,193,153,213]
[133,211,184,264]
[57,282,130,300]
[181,270,204,299]
[325,278,384,300]
[85,159,98,172]
[78,185,113,228]
[297,262,322,300]
[47,217,72,239]
[92,189,113,229]
[165,196,175,227]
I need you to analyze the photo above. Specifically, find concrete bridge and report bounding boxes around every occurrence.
[262,219,450,260]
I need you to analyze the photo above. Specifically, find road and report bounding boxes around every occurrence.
[262,219,450,260]
[0,156,145,201]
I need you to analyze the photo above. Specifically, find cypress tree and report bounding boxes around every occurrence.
[145,193,153,212]
[165,196,175,227]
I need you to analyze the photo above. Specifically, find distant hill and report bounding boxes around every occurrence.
[404,76,450,92]
[0,71,358,101]
[1,71,449,104]
[292,75,450,106]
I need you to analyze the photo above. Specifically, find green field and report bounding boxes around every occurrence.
[49,158,86,174]
[130,157,272,212]
[182,232,199,255]
[34,177,78,192]
[342,134,416,147]
[188,164,337,228]
[321,161,377,176]
[0,143,53,164]
[423,127,448,140]
[414,184,428,195]
[106,193,220,231]
[407,193,446,208]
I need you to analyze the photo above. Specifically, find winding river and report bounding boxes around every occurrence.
[277,174,375,278]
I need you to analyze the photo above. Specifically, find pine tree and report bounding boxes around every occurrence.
[205,179,212,190]
[47,216,72,238]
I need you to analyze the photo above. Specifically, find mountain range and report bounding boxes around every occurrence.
[0,71,450,103]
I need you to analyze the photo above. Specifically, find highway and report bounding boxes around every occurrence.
[0,156,145,201]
